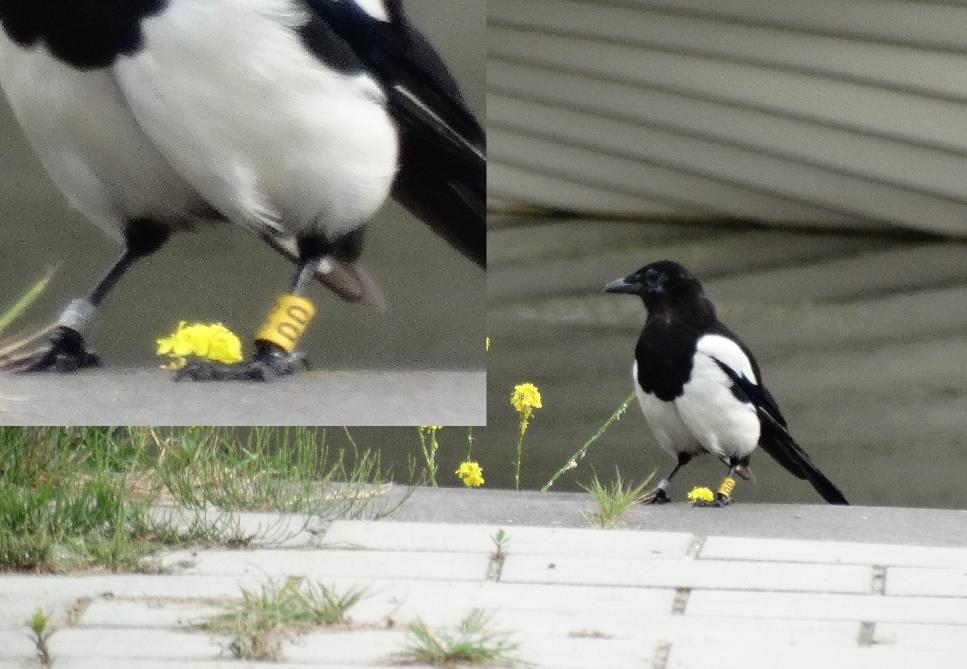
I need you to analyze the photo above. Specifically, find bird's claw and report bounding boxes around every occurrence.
[693,494,732,508]
[173,347,309,382]
[0,326,101,373]
[640,488,671,505]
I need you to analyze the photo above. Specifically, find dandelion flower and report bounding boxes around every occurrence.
[687,486,714,504]
[511,382,542,418]
[156,321,243,369]
[455,460,484,487]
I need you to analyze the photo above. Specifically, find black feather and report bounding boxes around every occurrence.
[300,0,485,266]
[711,358,849,505]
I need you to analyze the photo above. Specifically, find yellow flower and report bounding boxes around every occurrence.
[511,382,542,416]
[687,486,714,504]
[486,337,490,352]
[156,321,243,369]
[455,460,484,487]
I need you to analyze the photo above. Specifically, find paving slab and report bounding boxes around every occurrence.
[702,535,967,568]
[500,554,872,593]
[48,629,225,660]
[873,621,967,649]
[667,646,966,669]
[884,566,967,597]
[158,549,490,581]
[78,600,225,628]
[322,520,694,558]
[0,369,485,426]
[687,590,967,624]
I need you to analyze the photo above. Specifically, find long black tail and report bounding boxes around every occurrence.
[758,418,849,505]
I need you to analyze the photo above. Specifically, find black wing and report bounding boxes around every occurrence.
[711,357,849,506]
[301,0,485,266]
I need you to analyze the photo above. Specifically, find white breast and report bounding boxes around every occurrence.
[0,32,204,241]
[113,0,399,239]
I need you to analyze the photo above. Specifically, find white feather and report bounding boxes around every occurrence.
[112,0,398,240]
[0,32,204,241]
[674,334,761,460]
[632,360,703,459]
[351,0,390,21]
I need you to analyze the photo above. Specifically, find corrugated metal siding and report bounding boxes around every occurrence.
[488,0,967,235]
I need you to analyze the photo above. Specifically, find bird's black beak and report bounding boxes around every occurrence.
[604,277,641,295]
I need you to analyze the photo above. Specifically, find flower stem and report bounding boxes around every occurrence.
[541,392,635,492]
[514,422,526,491]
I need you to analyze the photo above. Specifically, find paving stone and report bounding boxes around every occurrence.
[0,629,37,659]
[667,645,965,669]
[49,629,226,660]
[702,535,967,568]
[517,636,656,669]
[492,611,857,646]
[159,549,489,581]
[78,600,224,628]
[284,630,407,664]
[338,579,677,623]
[322,520,694,558]
[687,590,967,624]
[885,566,967,597]
[500,555,871,593]
[873,622,967,649]
[56,662,428,669]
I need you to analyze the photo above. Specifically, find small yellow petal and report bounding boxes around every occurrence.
[687,487,715,503]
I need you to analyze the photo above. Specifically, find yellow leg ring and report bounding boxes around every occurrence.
[255,294,317,354]
[717,476,736,498]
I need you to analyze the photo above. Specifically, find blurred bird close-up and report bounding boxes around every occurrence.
[0,0,485,381]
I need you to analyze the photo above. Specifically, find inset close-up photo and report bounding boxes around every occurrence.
[0,0,485,425]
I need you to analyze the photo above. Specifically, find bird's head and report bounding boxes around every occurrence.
[604,260,706,312]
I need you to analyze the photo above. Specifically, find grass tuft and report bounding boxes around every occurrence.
[396,609,520,666]
[581,468,653,529]
[0,427,407,573]
[28,609,52,668]
[203,579,365,660]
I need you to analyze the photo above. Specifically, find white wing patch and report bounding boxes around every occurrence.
[351,0,390,21]
[695,334,757,384]
[674,334,761,460]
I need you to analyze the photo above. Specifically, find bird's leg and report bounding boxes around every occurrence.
[641,453,692,504]
[695,462,739,508]
[1,219,169,373]
[176,248,323,382]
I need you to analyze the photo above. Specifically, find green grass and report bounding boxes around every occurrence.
[0,268,56,337]
[27,609,52,668]
[396,609,520,667]
[203,579,366,660]
[0,427,408,573]
[580,468,653,529]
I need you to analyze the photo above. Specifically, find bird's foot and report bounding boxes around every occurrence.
[173,344,308,382]
[0,326,101,373]
[693,493,732,508]
[639,487,671,505]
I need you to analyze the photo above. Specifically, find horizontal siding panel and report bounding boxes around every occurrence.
[490,0,967,101]
[490,96,967,233]
[490,62,967,203]
[488,1,967,235]
[491,127,867,226]
[489,163,700,217]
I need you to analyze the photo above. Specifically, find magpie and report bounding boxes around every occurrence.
[0,0,484,380]
[605,260,848,506]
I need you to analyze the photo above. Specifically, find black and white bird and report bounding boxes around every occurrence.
[0,0,484,380]
[605,260,848,506]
